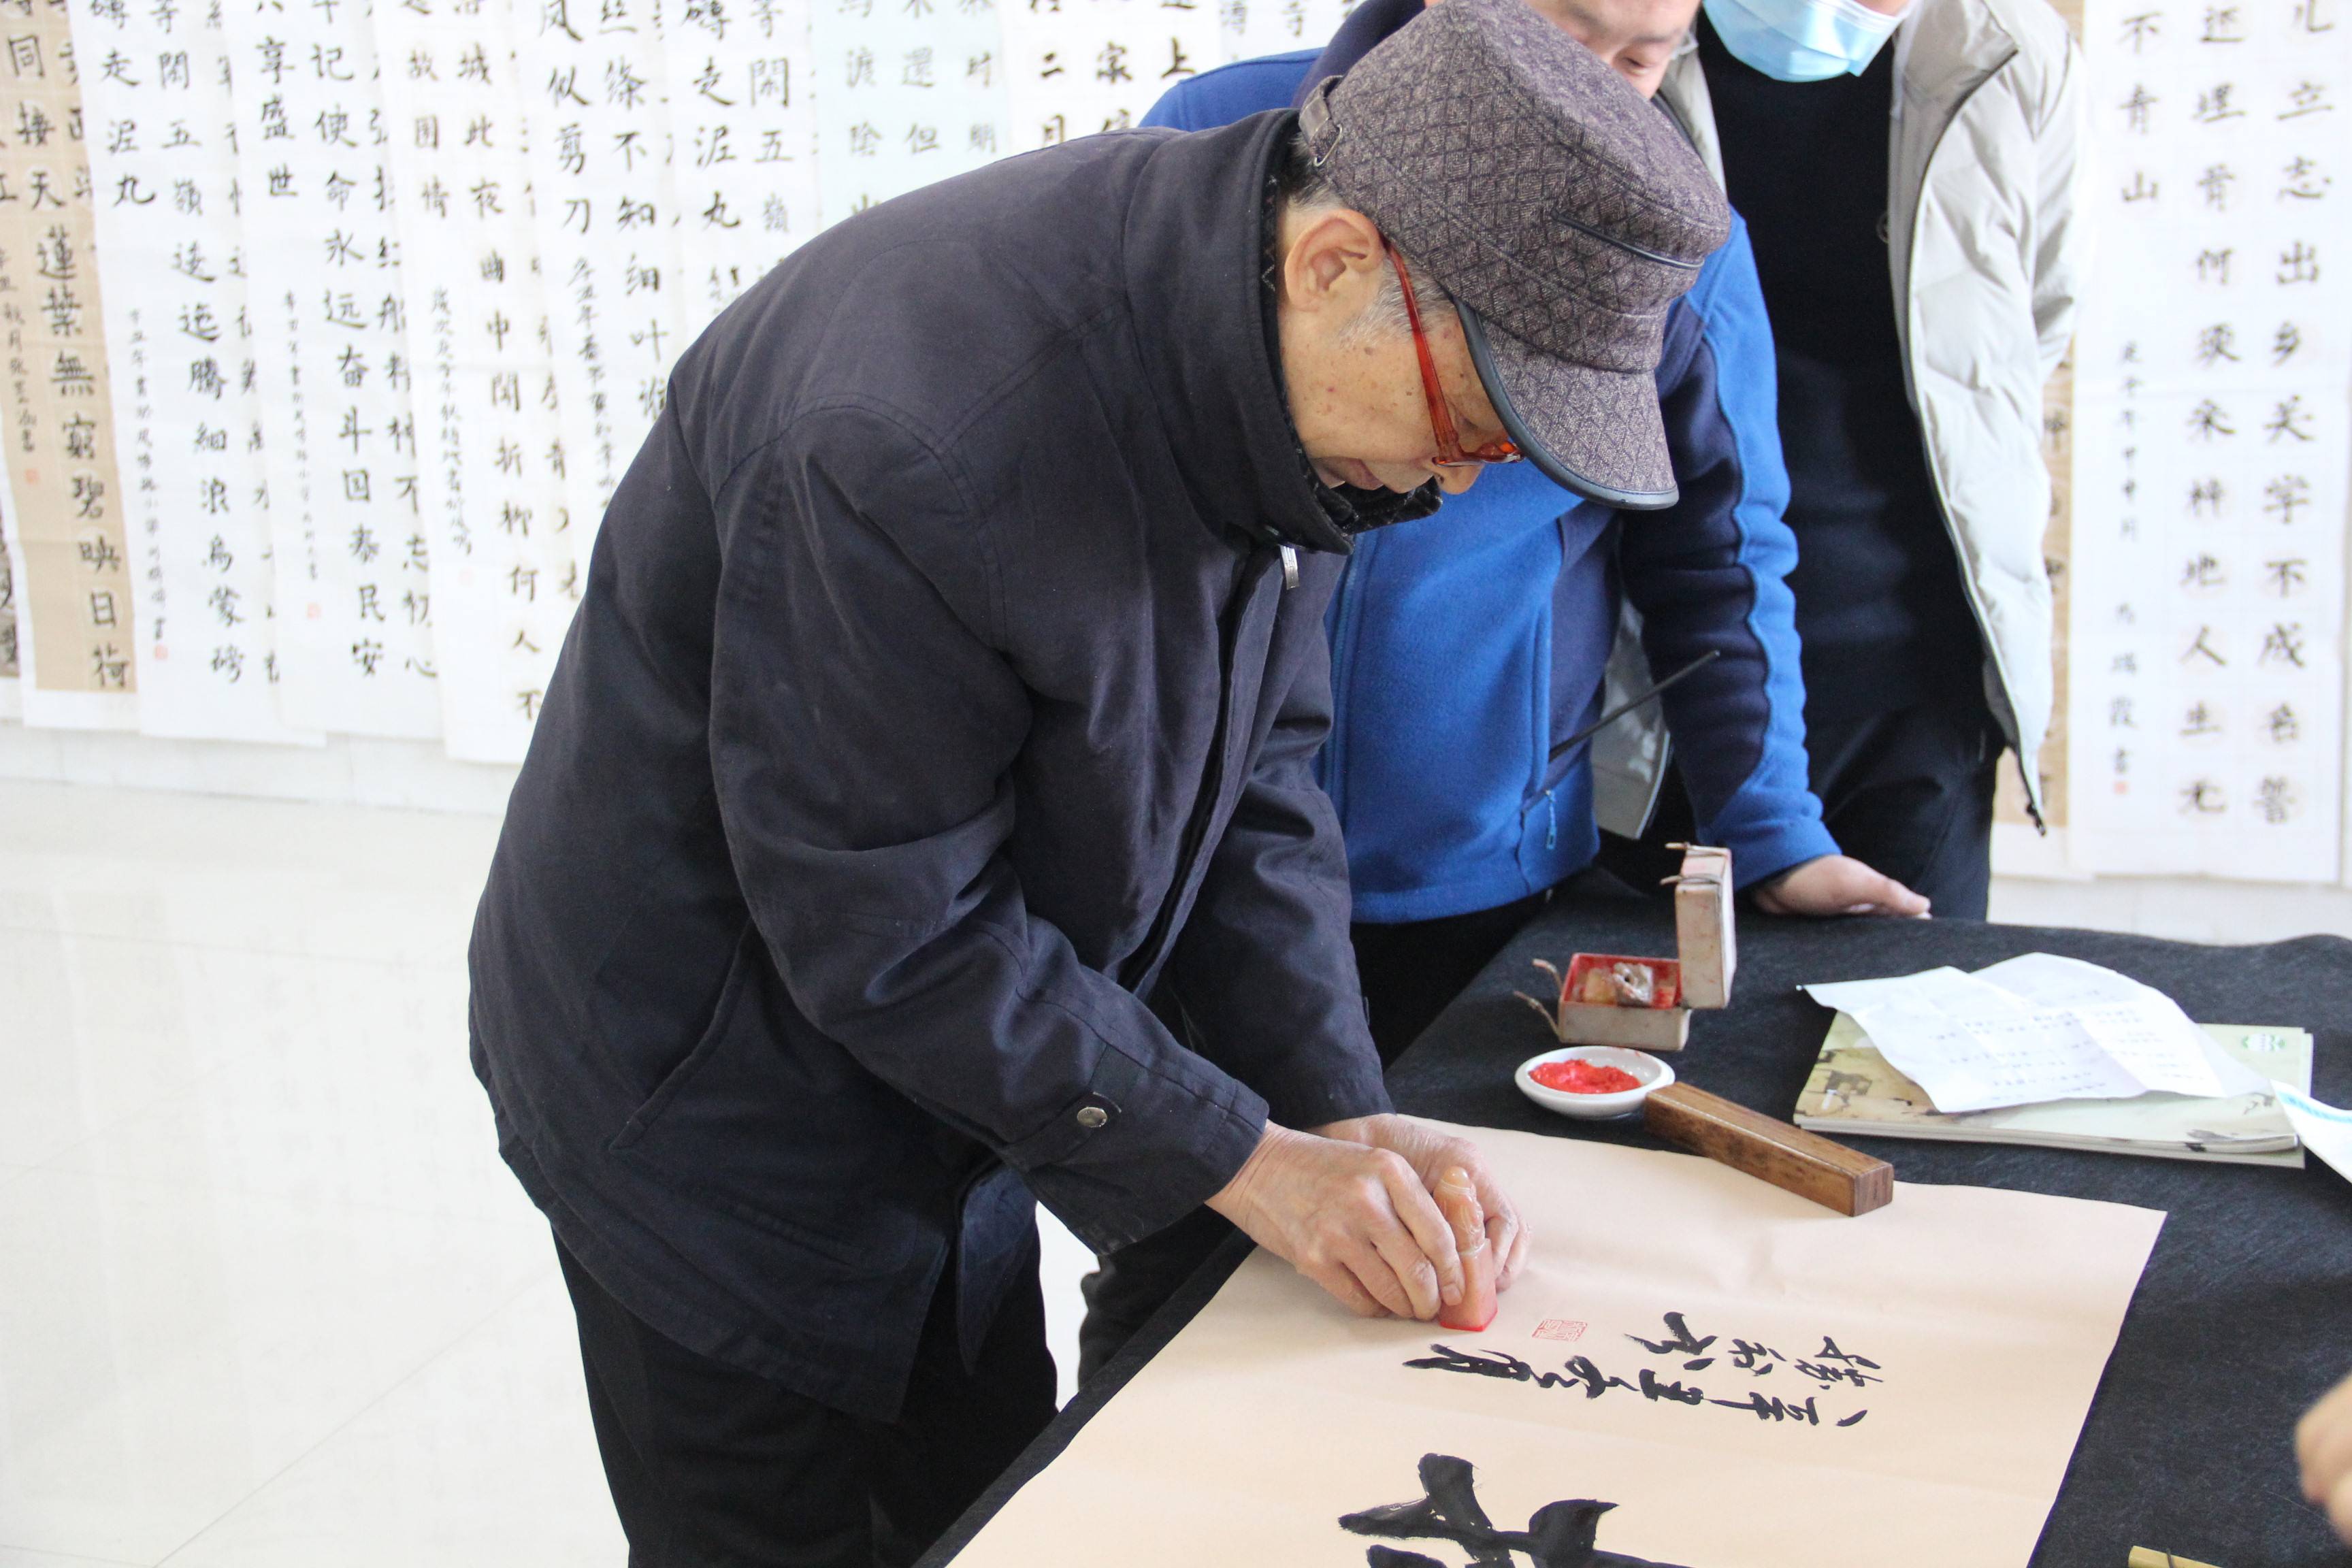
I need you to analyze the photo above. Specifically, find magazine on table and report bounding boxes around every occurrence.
[1795,1015,2312,1168]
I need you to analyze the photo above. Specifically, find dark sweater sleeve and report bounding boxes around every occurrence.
[705,406,1269,1253]
[1618,216,1839,887]
[1158,583,1392,1130]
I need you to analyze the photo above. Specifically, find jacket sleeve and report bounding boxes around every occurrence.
[705,406,1268,1254]
[1617,218,1840,889]
[1158,587,1392,1130]
[2029,27,2087,382]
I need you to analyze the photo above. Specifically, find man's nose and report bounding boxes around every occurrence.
[1434,464,1482,495]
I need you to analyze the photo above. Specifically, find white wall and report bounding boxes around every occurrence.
[7,720,2351,945]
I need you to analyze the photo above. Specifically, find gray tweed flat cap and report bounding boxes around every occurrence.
[1298,0,1731,508]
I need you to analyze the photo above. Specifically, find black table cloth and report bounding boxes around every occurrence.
[928,889,2352,1567]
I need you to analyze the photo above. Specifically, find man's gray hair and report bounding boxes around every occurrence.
[1275,124,1454,346]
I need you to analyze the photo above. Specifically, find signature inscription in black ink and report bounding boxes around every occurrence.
[1339,1452,1690,1568]
[1403,1311,1879,1428]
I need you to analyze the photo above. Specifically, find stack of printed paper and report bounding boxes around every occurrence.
[1801,954,2266,1114]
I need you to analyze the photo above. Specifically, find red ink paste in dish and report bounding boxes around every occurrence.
[1531,1059,1644,1095]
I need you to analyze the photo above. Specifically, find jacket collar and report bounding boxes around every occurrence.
[1120,110,1367,556]
[1892,0,2020,116]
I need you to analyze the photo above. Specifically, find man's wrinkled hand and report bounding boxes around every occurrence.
[1314,1113,1531,1292]
[1205,1122,1464,1320]
[2297,1370,2352,1545]
[1753,854,1930,919]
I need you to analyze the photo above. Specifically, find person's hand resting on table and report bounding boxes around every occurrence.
[1206,1113,1529,1321]
[1753,854,1931,919]
[2297,1369,2352,1545]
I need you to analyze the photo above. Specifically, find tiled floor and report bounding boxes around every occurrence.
[0,779,1106,1567]
[3,777,2345,1564]
[0,783,627,1565]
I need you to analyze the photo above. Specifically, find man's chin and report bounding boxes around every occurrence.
[1316,456,1411,492]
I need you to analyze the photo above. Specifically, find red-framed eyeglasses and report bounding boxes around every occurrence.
[1385,239,1521,470]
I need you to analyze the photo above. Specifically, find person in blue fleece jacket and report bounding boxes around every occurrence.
[1072,0,1929,1385]
[1139,0,1926,1068]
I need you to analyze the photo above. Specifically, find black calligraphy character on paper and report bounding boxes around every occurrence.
[2265,475,2311,523]
[2279,157,2329,201]
[2180,779,2226,815]
[1340,1454,1693,1568]
[182,353,223,399]
[2119,82,2157,131]
[1705,1390,1838,1424]
[2259,622,2307,668]
[2278,79,2333,118]
[2264,702,2299,742]
[1626,1312,1716,1371]
[2192,82,2244,121]
[2185,398,2234,439]
[2255,777,2297,824]
[2200,5,2244,40]
[1795,1337,1882,1389]
[2180,702,2222,739]
[2264,396,2315,442]
[2192,323,2236,366]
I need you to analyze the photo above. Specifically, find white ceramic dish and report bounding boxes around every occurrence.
[1513,1045,1676,1120]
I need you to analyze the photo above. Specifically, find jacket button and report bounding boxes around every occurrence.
[1075,1105,1109,1129]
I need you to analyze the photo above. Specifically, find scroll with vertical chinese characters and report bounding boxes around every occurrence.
[0,0,136,728]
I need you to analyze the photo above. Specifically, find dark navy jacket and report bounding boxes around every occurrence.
[469,112,1389,1421]
[1148,31,1836,919]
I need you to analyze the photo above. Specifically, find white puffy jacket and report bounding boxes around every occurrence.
[1603,0,2085,827]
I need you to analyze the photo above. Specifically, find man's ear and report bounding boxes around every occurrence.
[1279,207,1387,321]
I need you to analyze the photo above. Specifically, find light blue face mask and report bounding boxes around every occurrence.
[1702,0,1908,80]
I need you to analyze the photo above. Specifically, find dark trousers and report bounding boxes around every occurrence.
[556,1235,1056,1568]
[1076,894,1546,1384]
[1601,698,2002,920]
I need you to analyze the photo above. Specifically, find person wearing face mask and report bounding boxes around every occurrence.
[1139,0,1927,1073]
[1610,0,2084,917]
[1084,0,1929,1390]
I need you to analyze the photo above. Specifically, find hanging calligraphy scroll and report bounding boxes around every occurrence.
[76,0,315,742]
[2068,0,2350,881]
[0,0,135,727]
[809,0,1007,225]
[514,0,685,555]
[0,487,19,701]
[1001,0,1217,147]
[664,0,821,338]
[222,0,439,739]
[1218,0,1343,63]
[374,0,577,761]
[952,1126,2162,1568]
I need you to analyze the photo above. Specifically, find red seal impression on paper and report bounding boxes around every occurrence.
[1533,1319,1587,1343]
